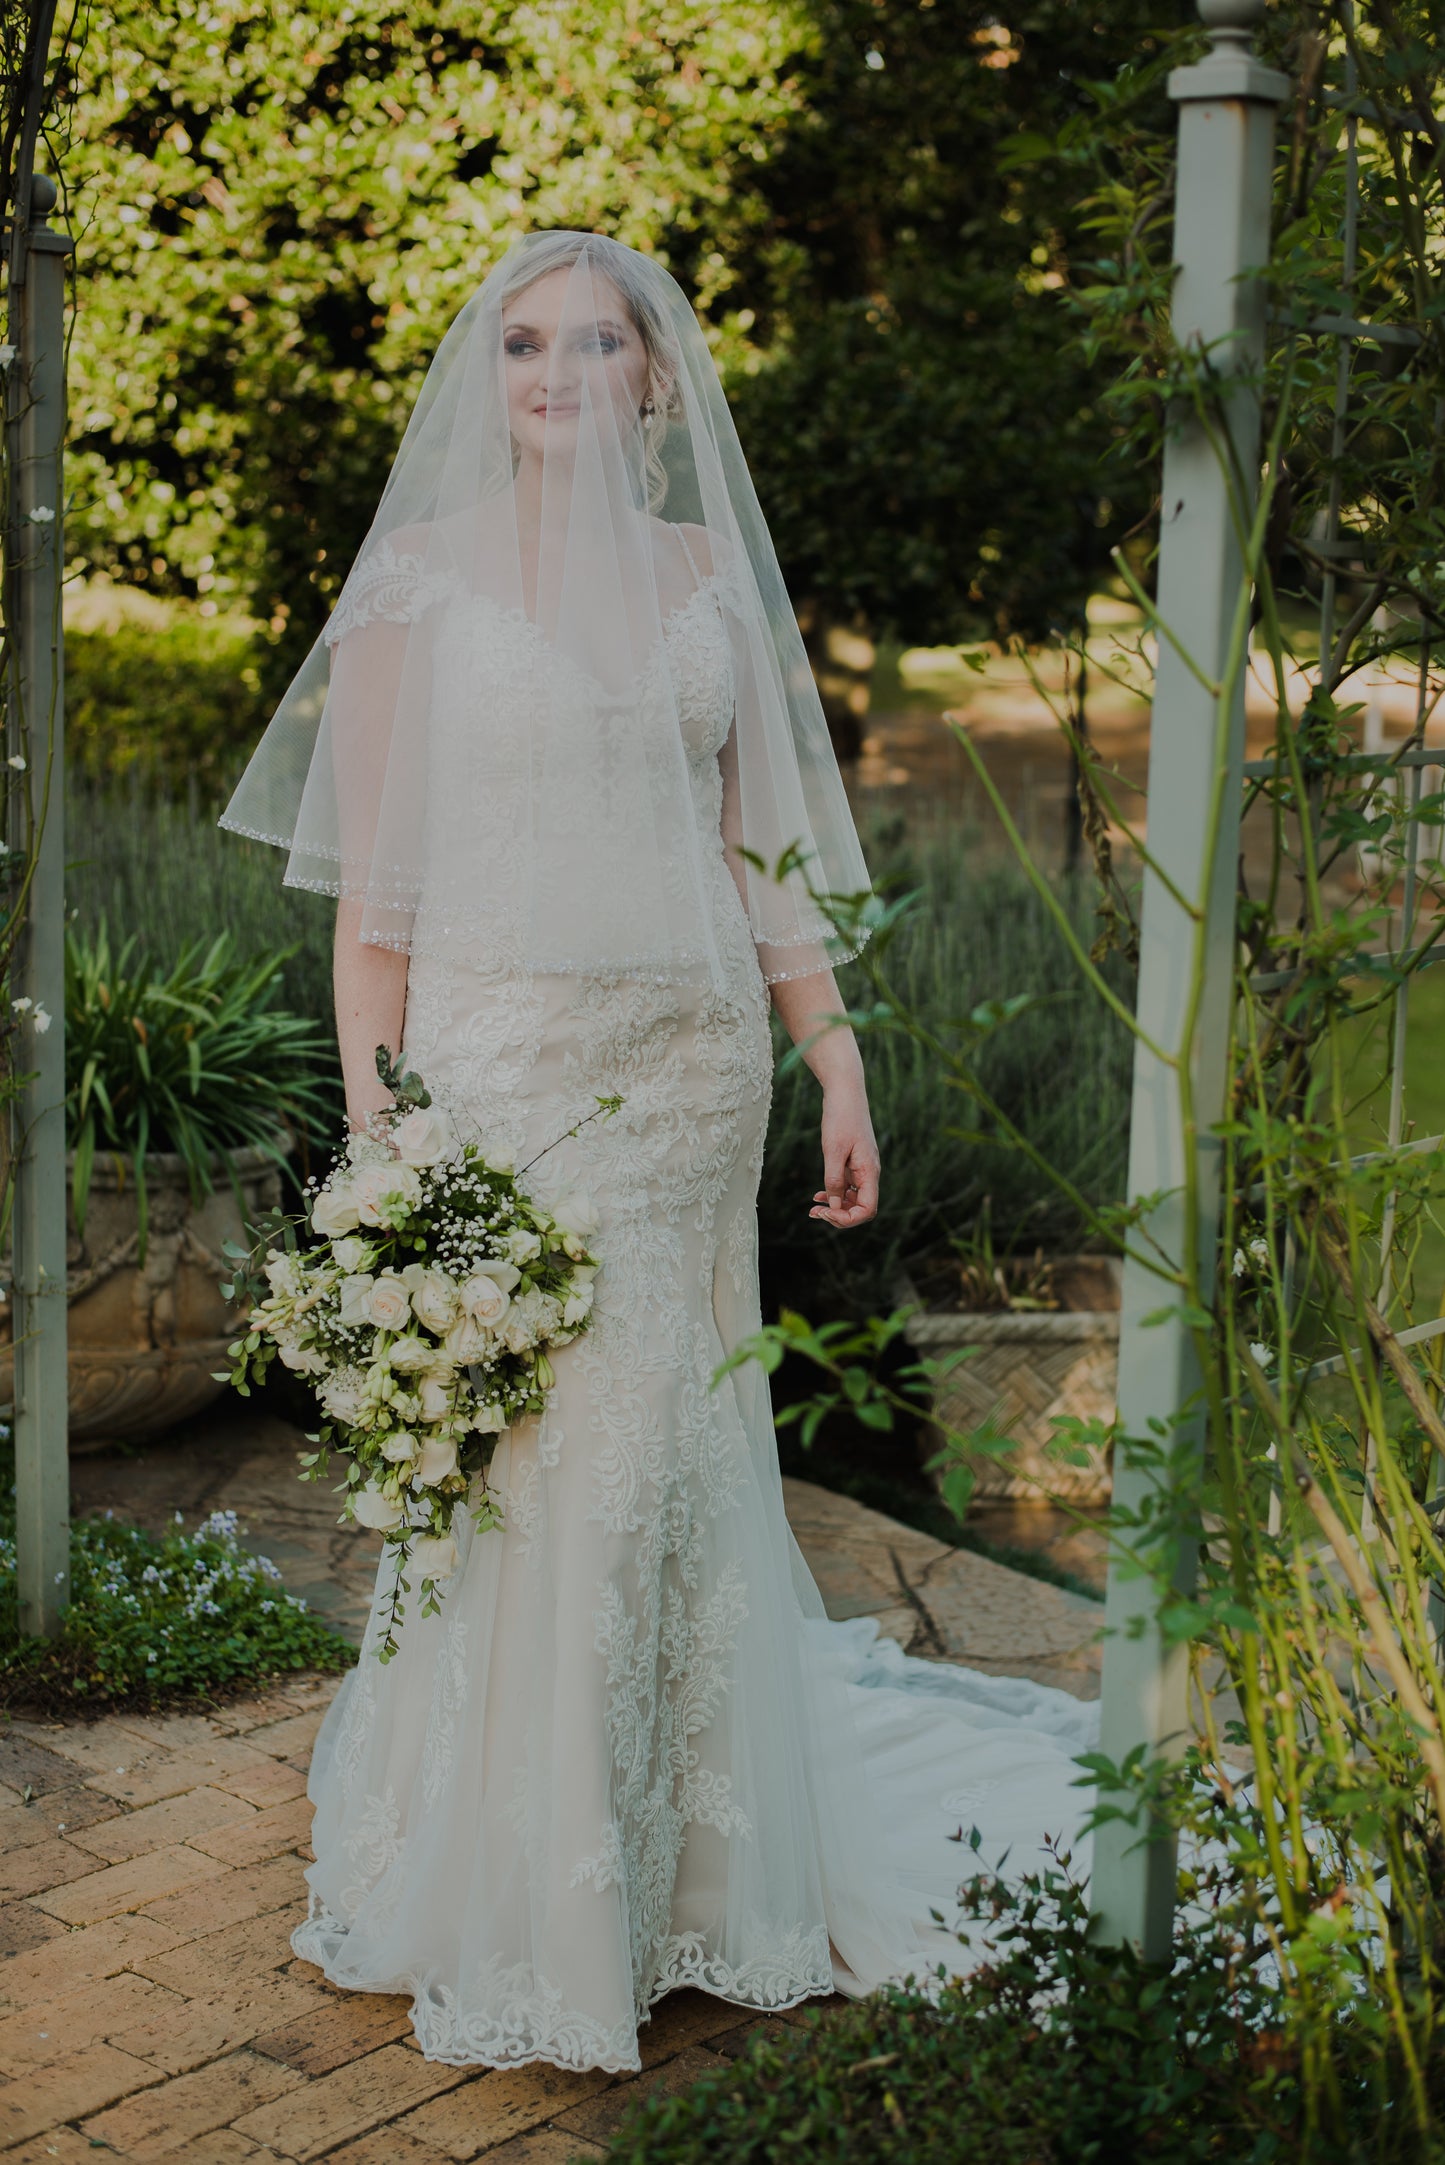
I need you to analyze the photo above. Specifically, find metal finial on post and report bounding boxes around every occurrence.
[1087,16,1285,1960]
[8,169,74,1638]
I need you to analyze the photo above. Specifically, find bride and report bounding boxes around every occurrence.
[221,231,1096,2072]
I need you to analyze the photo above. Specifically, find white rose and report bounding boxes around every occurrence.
[408,1531,459,1580]
[392,1105,456,1167]
[380,1431,417,1463]
[387,1332,436,1375]
[352,1160,423,1228]
[418,1375,460,1422]
[414,1432,460,1485]
[443,1313,493,1365]
[469,1401,508,1435]
[351,1482,404,1531]
[551,1185,600,1260]
[337,1273,375,1327]
[321,1368,368,1425]
[498,1287,560,1355]
[561,1281,595,1329]
[312,1181,361,1237]
[331,1234,375,1274]
[460,1259,520,1327]
[277,1340,326,1375]
[263,1250,306,1298]
[401,1263,461,1334]
[503,1227,543,1266]
[365,1274,413,1331]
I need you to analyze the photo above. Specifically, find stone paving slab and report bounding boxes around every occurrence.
[0,1418,1104,2154]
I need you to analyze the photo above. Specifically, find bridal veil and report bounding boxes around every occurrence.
[221,231,873,992]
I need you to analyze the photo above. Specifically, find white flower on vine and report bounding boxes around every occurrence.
[1247,1341,1271,1369]
[10,996,31,1013]
[0,345,16,368]
[32,1007,51,1034]
[7,754,24,771]
[26,506,54,524]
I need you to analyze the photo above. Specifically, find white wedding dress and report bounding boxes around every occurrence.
[293,549,1100,2070]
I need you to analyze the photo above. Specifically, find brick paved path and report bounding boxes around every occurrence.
[2,1413,1101,2158]
[1,1677,828,2161]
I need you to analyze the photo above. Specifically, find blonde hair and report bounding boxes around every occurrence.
[493,233,685,510]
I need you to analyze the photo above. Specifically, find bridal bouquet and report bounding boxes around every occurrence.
[222,1049,613,1659]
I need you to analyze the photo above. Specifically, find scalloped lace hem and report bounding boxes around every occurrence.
[291,1898,833,2071]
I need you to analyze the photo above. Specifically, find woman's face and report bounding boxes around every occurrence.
[502,267,650,462]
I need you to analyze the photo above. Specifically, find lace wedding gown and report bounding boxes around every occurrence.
[293,545,1100,2070]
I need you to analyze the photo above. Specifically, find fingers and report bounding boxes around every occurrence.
[808,1147,880,1230]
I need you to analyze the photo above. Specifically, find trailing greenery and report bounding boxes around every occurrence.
[65,920,340,1254]
[0,1467,353,1714]
[601,1853,1360,2163]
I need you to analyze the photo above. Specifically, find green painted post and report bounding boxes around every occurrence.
[9,172,74,1638]
[1089,3,1285,1960]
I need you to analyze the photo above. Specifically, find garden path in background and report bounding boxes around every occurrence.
[0,1415,1101,2159]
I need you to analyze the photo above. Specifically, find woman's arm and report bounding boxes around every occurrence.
[334,898,409,1134]
[769,967,880,1231]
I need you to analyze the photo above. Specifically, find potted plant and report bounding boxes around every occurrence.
[0,923,337,1447]
[899,1208,1119,1509]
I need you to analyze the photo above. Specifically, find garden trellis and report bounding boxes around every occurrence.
[6,158,71,1639]
[1090,0,1445,1983]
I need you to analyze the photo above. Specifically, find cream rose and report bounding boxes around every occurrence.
[380,1431,417,1464]
[337,1272,375,1327]
[330,1234,375,1274]
[502,1227,543,1266]
[387,1332,436,1375]
[312,1180,361,1237]
[401,1263,461,1334]
[418,1375,461,1423]
[551,1185,600,1260]
[443,1313,492,1365]
[499,1287,562,1354]
[460,1259,520,1327]
[352,1160,423,1228]
[414,1432,460,1485]
[408,1530,459,1580]
[365,1274,413,1332]
[321,1368,368,1425]
[351,1482,405,1531]
[392,1105,456,1167]
[469,1401,508,1435]
[276,1339,326,1376]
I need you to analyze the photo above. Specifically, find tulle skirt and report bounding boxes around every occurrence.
[294,929,1097,2069]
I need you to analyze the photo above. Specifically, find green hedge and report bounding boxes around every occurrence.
[67,610,269,789]
[599,1866,1363,2164]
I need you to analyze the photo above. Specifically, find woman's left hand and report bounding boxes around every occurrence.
[810,1084,880,1230]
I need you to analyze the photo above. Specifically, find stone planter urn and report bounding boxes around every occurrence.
[900,1257,1120,1507]
[0,1144,283,1450]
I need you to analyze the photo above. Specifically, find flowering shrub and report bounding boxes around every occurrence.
[225,1050,615,1658]
[0,1483,352,1712]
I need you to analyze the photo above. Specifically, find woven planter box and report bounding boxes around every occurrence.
[900,1264,1118,1506]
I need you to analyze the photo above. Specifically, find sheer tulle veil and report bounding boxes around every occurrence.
[220,232,874,991]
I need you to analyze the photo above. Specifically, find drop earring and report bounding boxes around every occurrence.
[642,397,655,429]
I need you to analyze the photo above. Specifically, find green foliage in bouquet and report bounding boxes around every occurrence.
[65,921,338,1259]
[224,1049,618,1659]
